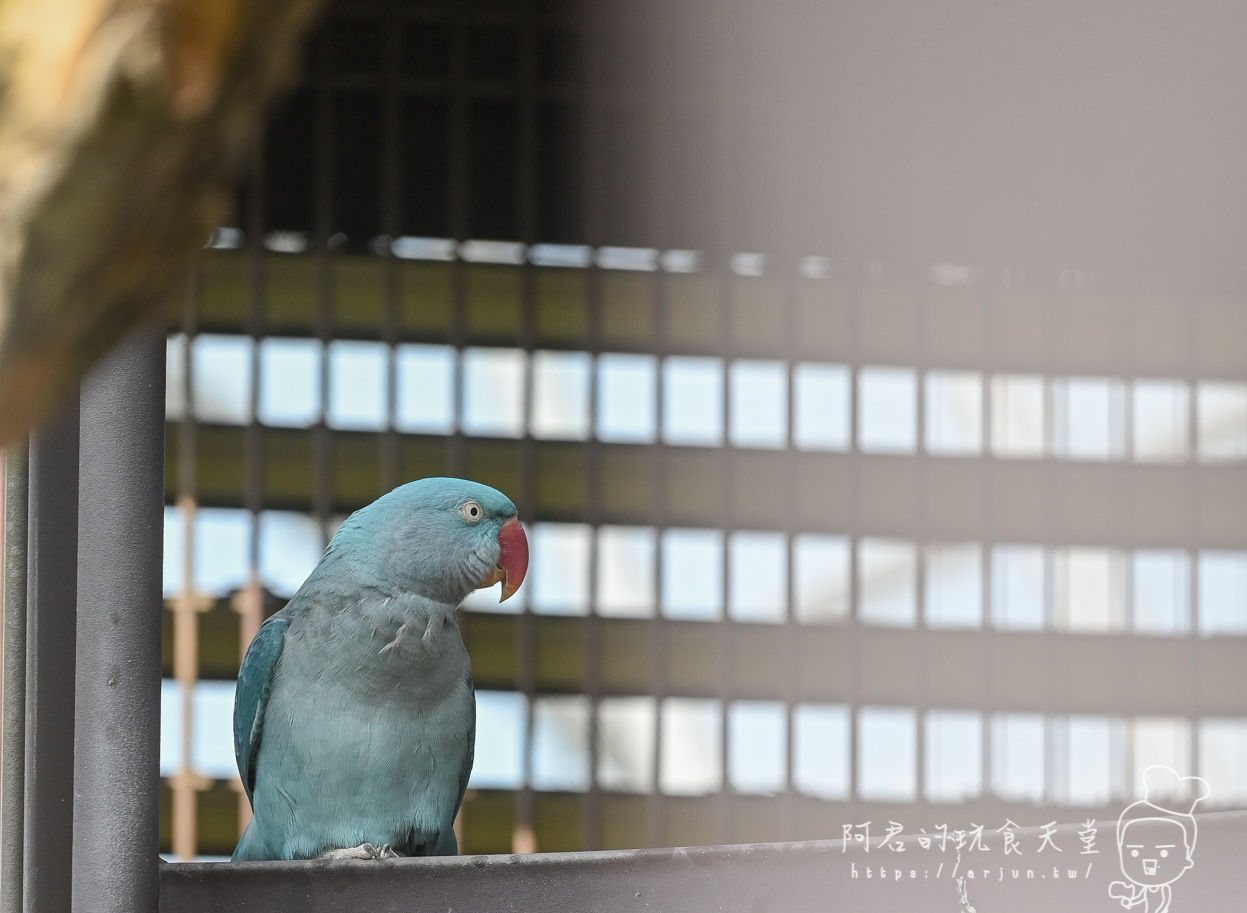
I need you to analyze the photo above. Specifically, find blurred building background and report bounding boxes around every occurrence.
[159,0,1247,858]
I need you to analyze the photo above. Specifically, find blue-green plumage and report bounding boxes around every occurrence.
[232,478,526,861]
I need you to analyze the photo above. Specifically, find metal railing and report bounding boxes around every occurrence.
[3,330,166,913]
[159,811,1247,913]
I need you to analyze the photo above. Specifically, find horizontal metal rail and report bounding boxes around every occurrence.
[164,606,1246,714]
[158,776,1231,860]
[186,253,1247,379]
[166,426,1247,549]
[161,811,1247,913]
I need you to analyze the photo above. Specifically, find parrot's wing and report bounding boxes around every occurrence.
[233,609,290,804]
[454,668,476,819]
[431,669,475,855]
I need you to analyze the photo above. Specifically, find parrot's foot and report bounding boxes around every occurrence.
[318,843,402,860]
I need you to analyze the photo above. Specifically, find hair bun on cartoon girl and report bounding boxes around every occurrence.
[1115,764,1212,855]
[1109,764,1210,904]
[1140,765,1212,817]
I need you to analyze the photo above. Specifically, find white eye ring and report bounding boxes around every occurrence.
[459,500,483,523]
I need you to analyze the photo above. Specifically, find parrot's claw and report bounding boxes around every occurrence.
[319,843,385,860]
[317,842,406,860]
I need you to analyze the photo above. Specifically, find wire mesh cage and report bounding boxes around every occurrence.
[155,0,1247,862]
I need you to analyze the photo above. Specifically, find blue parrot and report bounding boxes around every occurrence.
[231,477,528,860]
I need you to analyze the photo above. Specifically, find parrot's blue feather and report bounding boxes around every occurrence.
[232,610,289,804]
[442,668,476,854]
[231,478,515,861]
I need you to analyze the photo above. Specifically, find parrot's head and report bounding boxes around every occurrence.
[329,477,528,606]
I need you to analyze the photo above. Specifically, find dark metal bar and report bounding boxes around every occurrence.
[379,0,402,494]
[515,0,541,855]
[713,6,739,830]
[774,0,804,839]
[579,0,608,850]
[238,135,268,847]
[312,7,335,547]
[637,0,674,848]
[72,326,166,913]
[445,0,469,480]
[845,275,863,826]
[171,264,201,859]
[913,262,930,811]
[24,395,81,913]
[980,278,997,817]
[1184,287,1204,787]
[3,440,30,913]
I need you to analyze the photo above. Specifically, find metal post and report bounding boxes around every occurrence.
[72,327,165,913]
[3,441,29,913]
[24,396,80,913]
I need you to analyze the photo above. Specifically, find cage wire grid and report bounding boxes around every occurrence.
[151,0,1247,860]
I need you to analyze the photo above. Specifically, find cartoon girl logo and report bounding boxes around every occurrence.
[1107,765,1210,913]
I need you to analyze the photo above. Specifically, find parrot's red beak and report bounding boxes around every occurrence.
[478,517,528,602]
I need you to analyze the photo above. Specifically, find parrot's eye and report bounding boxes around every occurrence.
[459,500,484,523]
